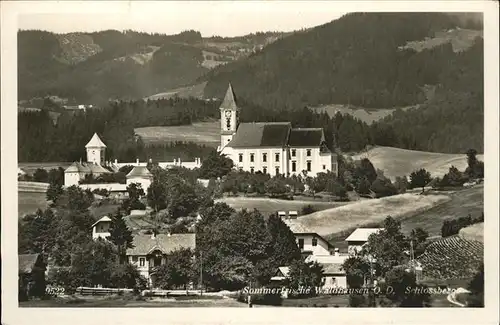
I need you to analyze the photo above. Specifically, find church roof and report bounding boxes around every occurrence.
[219,83,239,111]
[126,166,153,179]
[288,128,325,147]
[64,162,110,174]
[85,133,107,148]
[227,122,292,148]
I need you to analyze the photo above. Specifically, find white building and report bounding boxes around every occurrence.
[218,84,338,177]
[282,219,347,289]
[345,228,384,255]
[91,216,112,240]
[126,166,153,192]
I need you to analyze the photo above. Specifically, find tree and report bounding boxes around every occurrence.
[394,175,409,193]
[46,169,64,202]
[370,177,397,198]
[264,177,288,198]
[33,168,49,182]
[356,176,371,195]
[467,264,484,307]
[146,179,167,212]
[18,209,57,254]
[108,209,134,262]
[409,168,432,193]
[465,148,484,179]
[342,256,370,288]
[109,263,147,292]
[154,248,194,289]
[382,267,430,307]
[409,227,429,257]
[362,216,408,275]
[55,186,93,212]
[354,158,377,185]
[287,260,324,297]
[266,215,302,267]
[199,151,234,179]
[122,183,146,214]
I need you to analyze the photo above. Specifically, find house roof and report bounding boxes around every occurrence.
[19,254,42,273]
[288,128,325,147]
[278,266,290,277]
[321,263,345,275]
[345,228,384,242]
[126,166,153,179]
[283,219,313,234]
[85,133,107,148]
[227,122,292,148]
[126,233,196,256]
[64,162,110,174]
[219,83,239,111]
[305,254,348,265]
[91,216,112,228]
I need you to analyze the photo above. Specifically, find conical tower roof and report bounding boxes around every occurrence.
[219,83,238,111]
[85,133,107,148]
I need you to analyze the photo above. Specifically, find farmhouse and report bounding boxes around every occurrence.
[218,84,338,177]
[126,233,196,288]
[283,219,335,257]
[345,228,383,255]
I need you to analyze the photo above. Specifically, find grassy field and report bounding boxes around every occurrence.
[399,185,483,237]
[216,197,349,216]
[294,192,450,239]
[18,191,48,218]
[458,222,484,242]
[135,121,220,146]
[350,146,484,180]
[145,82,207,100]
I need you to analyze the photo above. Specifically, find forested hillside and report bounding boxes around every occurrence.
[18,29,286,104]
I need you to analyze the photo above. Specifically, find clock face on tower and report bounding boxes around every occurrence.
[224,110,231,118]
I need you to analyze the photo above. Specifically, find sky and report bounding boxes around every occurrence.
[17,2,347,37]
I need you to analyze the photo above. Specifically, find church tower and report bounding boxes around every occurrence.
[85,133,107,165]
[219,83,240,150]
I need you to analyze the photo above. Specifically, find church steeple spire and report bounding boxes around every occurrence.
[219,83,238,111]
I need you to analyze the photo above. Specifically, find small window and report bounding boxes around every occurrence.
[312,238,318,246]
[275,167,280,176]
[226,117,231,130]
[139,258,145,267]
[307,161,311,172]
[275,153,280,162]
[238,153,243,163]
[132,256,138,262]
[262,153,267,162]
[227,139,230,142]
[291,149,296,157]
[306,149,311,157]
[323,164,326,170]
[292,161,296,172]
[250,167,254,174]
[263,167,267,174]
[298,238,304,250]
[250,153,254,163]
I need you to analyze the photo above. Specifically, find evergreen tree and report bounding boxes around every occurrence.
[266,215,302,267]
[109,209,134,262]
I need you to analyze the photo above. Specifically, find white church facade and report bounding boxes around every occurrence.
[218,84,338,177]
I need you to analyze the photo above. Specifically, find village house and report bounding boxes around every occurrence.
[91,216,112,240]
[18,253,47,301]
[345,228,383,255]
[126,233,196,288]
[218,84,338,177]
[276,218,348,289]
[126,166,153,192]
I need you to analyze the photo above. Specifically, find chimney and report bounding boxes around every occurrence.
[334,248,340,257]
[151,229,156,239]
[114,159,118,164]
[148,158,152,163]
[178,157,182,165]
[136,158,139,166]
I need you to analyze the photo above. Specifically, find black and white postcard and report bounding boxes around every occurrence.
[1,1,499,325]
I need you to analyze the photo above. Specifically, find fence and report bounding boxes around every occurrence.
[75,287,134,296]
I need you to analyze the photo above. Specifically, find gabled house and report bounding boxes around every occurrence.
[125,233,196,288]
[92,216,112,240]
[18,254,47,301]
[283,219,335,257]
[345,228,383,255]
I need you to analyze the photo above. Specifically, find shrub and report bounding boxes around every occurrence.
[301,204,317,215]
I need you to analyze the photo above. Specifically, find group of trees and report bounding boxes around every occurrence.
[342,216,431,307]
[19,186,146,293]
[441,213,484,238]
[196,203,321,293]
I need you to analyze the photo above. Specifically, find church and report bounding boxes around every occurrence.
[218,84,338,177]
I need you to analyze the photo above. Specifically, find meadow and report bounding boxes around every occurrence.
[134,121,220,147]
[18,191,48,218]
[350,146,484,181]
[216,197,349,216]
